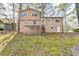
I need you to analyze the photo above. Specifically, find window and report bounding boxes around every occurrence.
[32,12,37,16]
[20,12,27,16]
[56,19,60,22]
[33,21,36,24]
[51,27,53,29]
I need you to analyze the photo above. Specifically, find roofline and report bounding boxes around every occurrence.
[42,16,64,18]
[16,8,63,18]
[20,19,42,21]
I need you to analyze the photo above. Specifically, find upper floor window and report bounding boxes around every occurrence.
[56,19,60,22]
[20,12,27,17]
[32,12,37,16]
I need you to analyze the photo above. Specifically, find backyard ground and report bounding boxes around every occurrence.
[0,33,79,56]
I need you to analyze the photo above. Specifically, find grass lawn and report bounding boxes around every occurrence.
[0,33,79,56]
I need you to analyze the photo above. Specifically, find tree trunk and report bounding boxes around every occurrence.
[75,3,79,27]
[41,3,45,17]
[18,3,22,32]
[12,3,15,31]
[64,11,68,32]
[13,3,15,23]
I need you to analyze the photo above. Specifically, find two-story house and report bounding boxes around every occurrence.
[19,8,63,34]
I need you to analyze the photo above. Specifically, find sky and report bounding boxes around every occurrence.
[0,0,76,3]
[0,3,78,28]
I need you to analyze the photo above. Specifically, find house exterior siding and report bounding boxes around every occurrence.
[19,8,63,34]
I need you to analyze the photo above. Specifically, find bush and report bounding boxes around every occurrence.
[0,28,4,31]
[73,28,79,32]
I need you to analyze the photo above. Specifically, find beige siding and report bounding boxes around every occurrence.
[22,20,43,26]
[43,18,63,33]
[56,18,63,32]
[20,9,41,21]
[19,9,42,34]
[43,18,56,32]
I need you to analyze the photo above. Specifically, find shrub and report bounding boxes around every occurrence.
[0,27,4,31]
[73,28,79,32]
